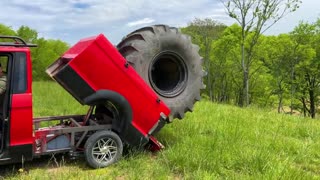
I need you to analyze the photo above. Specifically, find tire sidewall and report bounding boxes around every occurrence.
[135,31,201,108]
[117,25,203,119]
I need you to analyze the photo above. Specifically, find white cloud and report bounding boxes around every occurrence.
[127,18,155,27]
[0,0,317,44]
[1,0,223,43]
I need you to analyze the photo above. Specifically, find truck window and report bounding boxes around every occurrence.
[0,55,8,95]
[12,52,27,94]
[0,54,8,153]
[0,56,8,69]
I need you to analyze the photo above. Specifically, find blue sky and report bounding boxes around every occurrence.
[1,0,319,45]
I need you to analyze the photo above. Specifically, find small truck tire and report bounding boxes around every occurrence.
[84,130,123,168]
[117,25,204,120]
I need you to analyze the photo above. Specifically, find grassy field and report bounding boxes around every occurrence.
[1,81,320,179]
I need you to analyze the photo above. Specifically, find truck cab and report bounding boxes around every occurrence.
[0,35,170,168]
[0,37,34,164]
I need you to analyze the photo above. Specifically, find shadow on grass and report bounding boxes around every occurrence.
[0,147,147,179]
[0,154,90,179]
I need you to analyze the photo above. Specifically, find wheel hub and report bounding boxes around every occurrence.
[100,147,109,154]
[149,51,188,97]
[92,138,117,163]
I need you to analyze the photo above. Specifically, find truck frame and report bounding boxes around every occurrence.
[0,35,170,168]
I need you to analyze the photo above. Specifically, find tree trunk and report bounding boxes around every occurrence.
[221,74,228,102]
[208,64,212,101]
[277,79,283,113]
[290,63,295,114]
[308,76,316,118]
[301,97,308,117]
[237,88,243,106]
[242,67,249,107]
[205,38,213,101]
[278,93,283,113]
[240,39,247,107]
[309,89,315,118]
[245,68,249,105]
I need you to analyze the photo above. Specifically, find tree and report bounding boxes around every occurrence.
[17,26,38,43]
[223,0,301,106]
[260,34,295,113]
[15,25,69,80]
[211,24,242,104]
[290,21,317,118]
[181,18,226,101]
[32,38,69,80]
[0,24,16,36]
[0,23,69,80]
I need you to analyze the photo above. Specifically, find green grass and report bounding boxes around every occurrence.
[32,81,88,116]
[2,81,320,179]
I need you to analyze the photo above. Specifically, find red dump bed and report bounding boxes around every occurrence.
[46,34,170,146]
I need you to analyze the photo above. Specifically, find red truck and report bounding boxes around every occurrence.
[0,25,203,168]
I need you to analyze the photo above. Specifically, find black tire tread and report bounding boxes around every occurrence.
[117,24,204,120]
[117,34,145,48]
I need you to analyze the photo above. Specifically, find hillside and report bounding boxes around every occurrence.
[1,82,320,179]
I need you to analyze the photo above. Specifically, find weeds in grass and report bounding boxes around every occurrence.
[1,82,320,179]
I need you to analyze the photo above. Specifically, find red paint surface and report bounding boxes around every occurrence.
[10,93,33,146]
[0,47,33,146]
[0,34,169,151]
[63,34,170,136]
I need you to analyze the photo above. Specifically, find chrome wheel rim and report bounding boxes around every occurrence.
[92,137,117,164]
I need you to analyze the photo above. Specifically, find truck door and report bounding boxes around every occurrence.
[8,52,33,159]
[0,51,33,162]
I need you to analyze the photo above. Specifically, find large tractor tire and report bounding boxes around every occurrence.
[117,25,204,120]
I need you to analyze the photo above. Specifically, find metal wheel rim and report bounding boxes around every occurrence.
[92,137,118,164]
[149,51,188,98]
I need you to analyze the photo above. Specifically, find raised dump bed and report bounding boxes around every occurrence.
[46,34,170,146]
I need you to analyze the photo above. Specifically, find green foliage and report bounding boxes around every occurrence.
[0,24,16,36]
[0,23,69,80]
[181,18,227,101]
[223,0,302,106]
[286,21,320,118]
[3,84,320,179]
[182,16,320,118]
[17,26,38,43]
[210,24,241,103]
[32,38,69,80]
[259,35,295,111]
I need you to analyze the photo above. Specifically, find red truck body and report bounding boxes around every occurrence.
[46,34,170,145]
[6,48,33,147]
[0,34,170,166]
